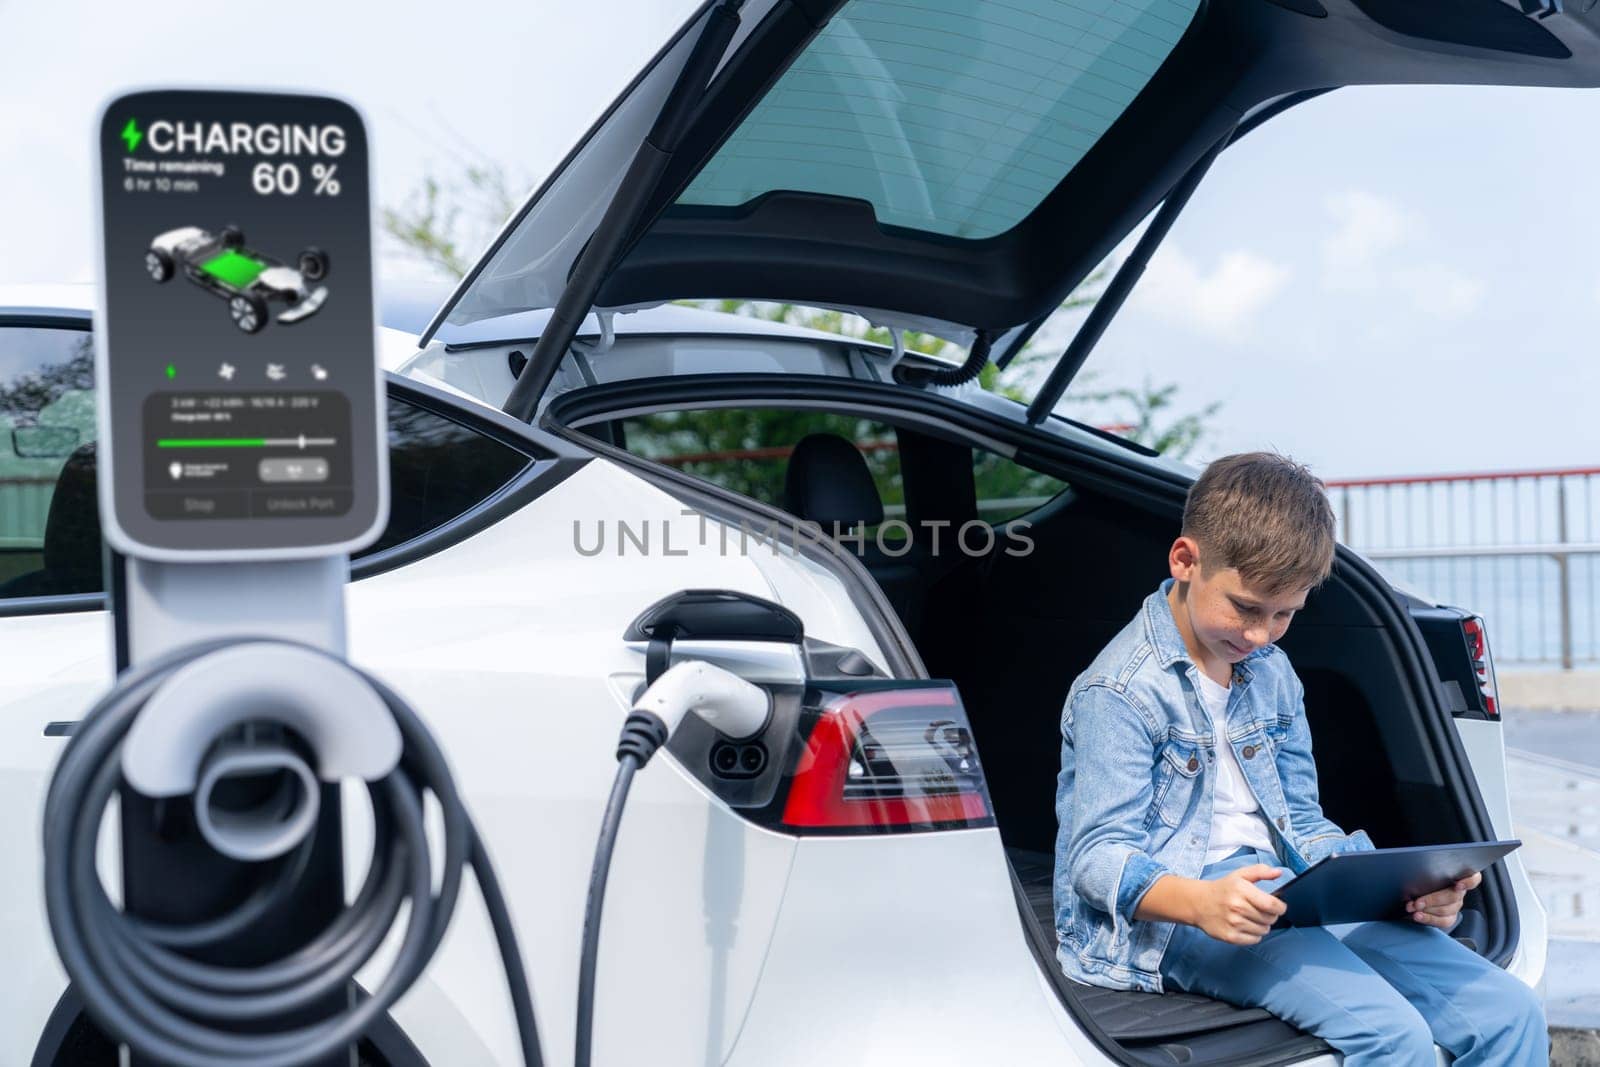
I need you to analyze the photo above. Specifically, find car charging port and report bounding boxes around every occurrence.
[710,740,767,779]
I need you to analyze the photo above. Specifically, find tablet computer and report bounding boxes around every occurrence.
[1270,840,1521,928]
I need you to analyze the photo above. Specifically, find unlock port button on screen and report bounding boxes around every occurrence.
[259,457,330,484]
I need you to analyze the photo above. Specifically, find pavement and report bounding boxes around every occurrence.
[1501,704,1600,1064]
[1497,670,1600,712]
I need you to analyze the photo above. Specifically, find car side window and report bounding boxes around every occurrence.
[618,408,1066,528]
[0,326,528,604]
[359,398,530,557]
[620,408,904,516]
[972,450,1069,523]
[0,327,100,599]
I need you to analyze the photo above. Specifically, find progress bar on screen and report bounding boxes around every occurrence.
[156,436,337,449]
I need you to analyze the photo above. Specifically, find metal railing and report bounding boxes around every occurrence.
[1327,467,1600,668]
[652,437,1598,668]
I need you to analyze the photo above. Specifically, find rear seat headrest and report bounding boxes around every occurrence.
[42,442,102,580]
[784,433,884,529]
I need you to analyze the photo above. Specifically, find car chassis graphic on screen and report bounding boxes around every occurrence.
[145,225,330,334]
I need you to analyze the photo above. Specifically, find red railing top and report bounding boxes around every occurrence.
[1326,465,1600,489]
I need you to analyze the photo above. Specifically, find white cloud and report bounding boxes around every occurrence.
[1393,263,1488,319]
[1316,191,1483,319]
[1322,190,1415,281]
[1134,246,1291,338]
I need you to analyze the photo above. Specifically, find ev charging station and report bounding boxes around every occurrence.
[39,88,548,1067]
[39,84,776,1067]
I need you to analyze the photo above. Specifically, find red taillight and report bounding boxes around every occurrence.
[1461,616,1500,719]
[780,685,994,831]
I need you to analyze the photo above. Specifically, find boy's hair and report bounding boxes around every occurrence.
[1182,452,1336,593]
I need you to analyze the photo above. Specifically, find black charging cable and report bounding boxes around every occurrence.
[42,637,544,1067]
[573,710,670,1067]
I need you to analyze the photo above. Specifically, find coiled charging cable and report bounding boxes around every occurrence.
[43,637,544,1067]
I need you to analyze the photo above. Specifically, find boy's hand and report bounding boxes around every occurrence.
[1195,865,1288,945]
[1405,871,1481,929]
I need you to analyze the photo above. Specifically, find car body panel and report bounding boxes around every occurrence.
[0,293,420,372]
[726,830,1100,1065]
[3,458,842,1065]
[0,608,109,1051]
[1454,716,1549,988]
[313,458,882,1065]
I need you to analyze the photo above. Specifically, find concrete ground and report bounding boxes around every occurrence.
[1498,698,1600,1063]
[1498,670,1600,712]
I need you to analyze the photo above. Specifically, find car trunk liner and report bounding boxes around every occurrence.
[1007,848,1335,1064]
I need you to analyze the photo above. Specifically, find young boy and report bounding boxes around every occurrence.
[1054,452,1546,1066]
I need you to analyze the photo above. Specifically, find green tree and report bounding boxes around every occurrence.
[626,407,903,512]
[0,334,94,424]
[382,164,523,280]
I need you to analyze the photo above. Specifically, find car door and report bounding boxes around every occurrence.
[0,316,117,1044]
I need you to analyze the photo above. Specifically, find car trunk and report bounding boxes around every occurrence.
[545,382,1517,1066]
[929,481,1506,1065]
[416,0,1579,1055]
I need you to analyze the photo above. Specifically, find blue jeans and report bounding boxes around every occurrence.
[1159,846,1547,1066]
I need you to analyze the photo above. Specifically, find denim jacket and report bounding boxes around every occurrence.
[1053,580,1374,993]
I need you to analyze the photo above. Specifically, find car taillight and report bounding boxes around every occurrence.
[779,684,994,832]
[1461,615,1499,719]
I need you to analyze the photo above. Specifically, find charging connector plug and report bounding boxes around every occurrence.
[576,660,770,1067]
[614,712,670,766]
[628,660,770,746]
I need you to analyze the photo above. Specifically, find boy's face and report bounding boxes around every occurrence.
[1168,536,1309,671]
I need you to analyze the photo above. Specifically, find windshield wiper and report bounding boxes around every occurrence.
[502,0,745,423]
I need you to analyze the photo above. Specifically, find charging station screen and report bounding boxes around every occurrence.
[97,90,384,555]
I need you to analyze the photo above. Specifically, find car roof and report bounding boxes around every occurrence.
[0,283,97,318]
[0,284,423,371]
[427,0,1600,363]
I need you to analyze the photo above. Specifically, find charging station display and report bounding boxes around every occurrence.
[96,89,385,557]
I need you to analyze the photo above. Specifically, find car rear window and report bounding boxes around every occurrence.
[677,0,1201,239]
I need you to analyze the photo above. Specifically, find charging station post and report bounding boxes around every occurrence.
[74,88,383,1067]
[41,85,542,1067]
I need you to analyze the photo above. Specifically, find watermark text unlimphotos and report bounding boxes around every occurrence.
[573,510,1034,559]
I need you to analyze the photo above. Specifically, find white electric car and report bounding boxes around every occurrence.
[8,0,1594,1062]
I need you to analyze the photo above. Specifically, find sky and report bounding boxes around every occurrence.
[2,2,1599,481]
[1045,83,1600,479]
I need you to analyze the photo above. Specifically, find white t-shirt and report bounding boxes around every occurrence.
[1195,671,1277,865]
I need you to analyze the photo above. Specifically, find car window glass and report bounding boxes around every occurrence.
[360,400,530,557]
[620,408,904,526]
[973,450,1070,523]
[678,0,1202,239]
[0,327,100,598]
[0,327,528,604]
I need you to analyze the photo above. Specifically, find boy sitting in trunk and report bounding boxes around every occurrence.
[1053,451,1545,1066]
